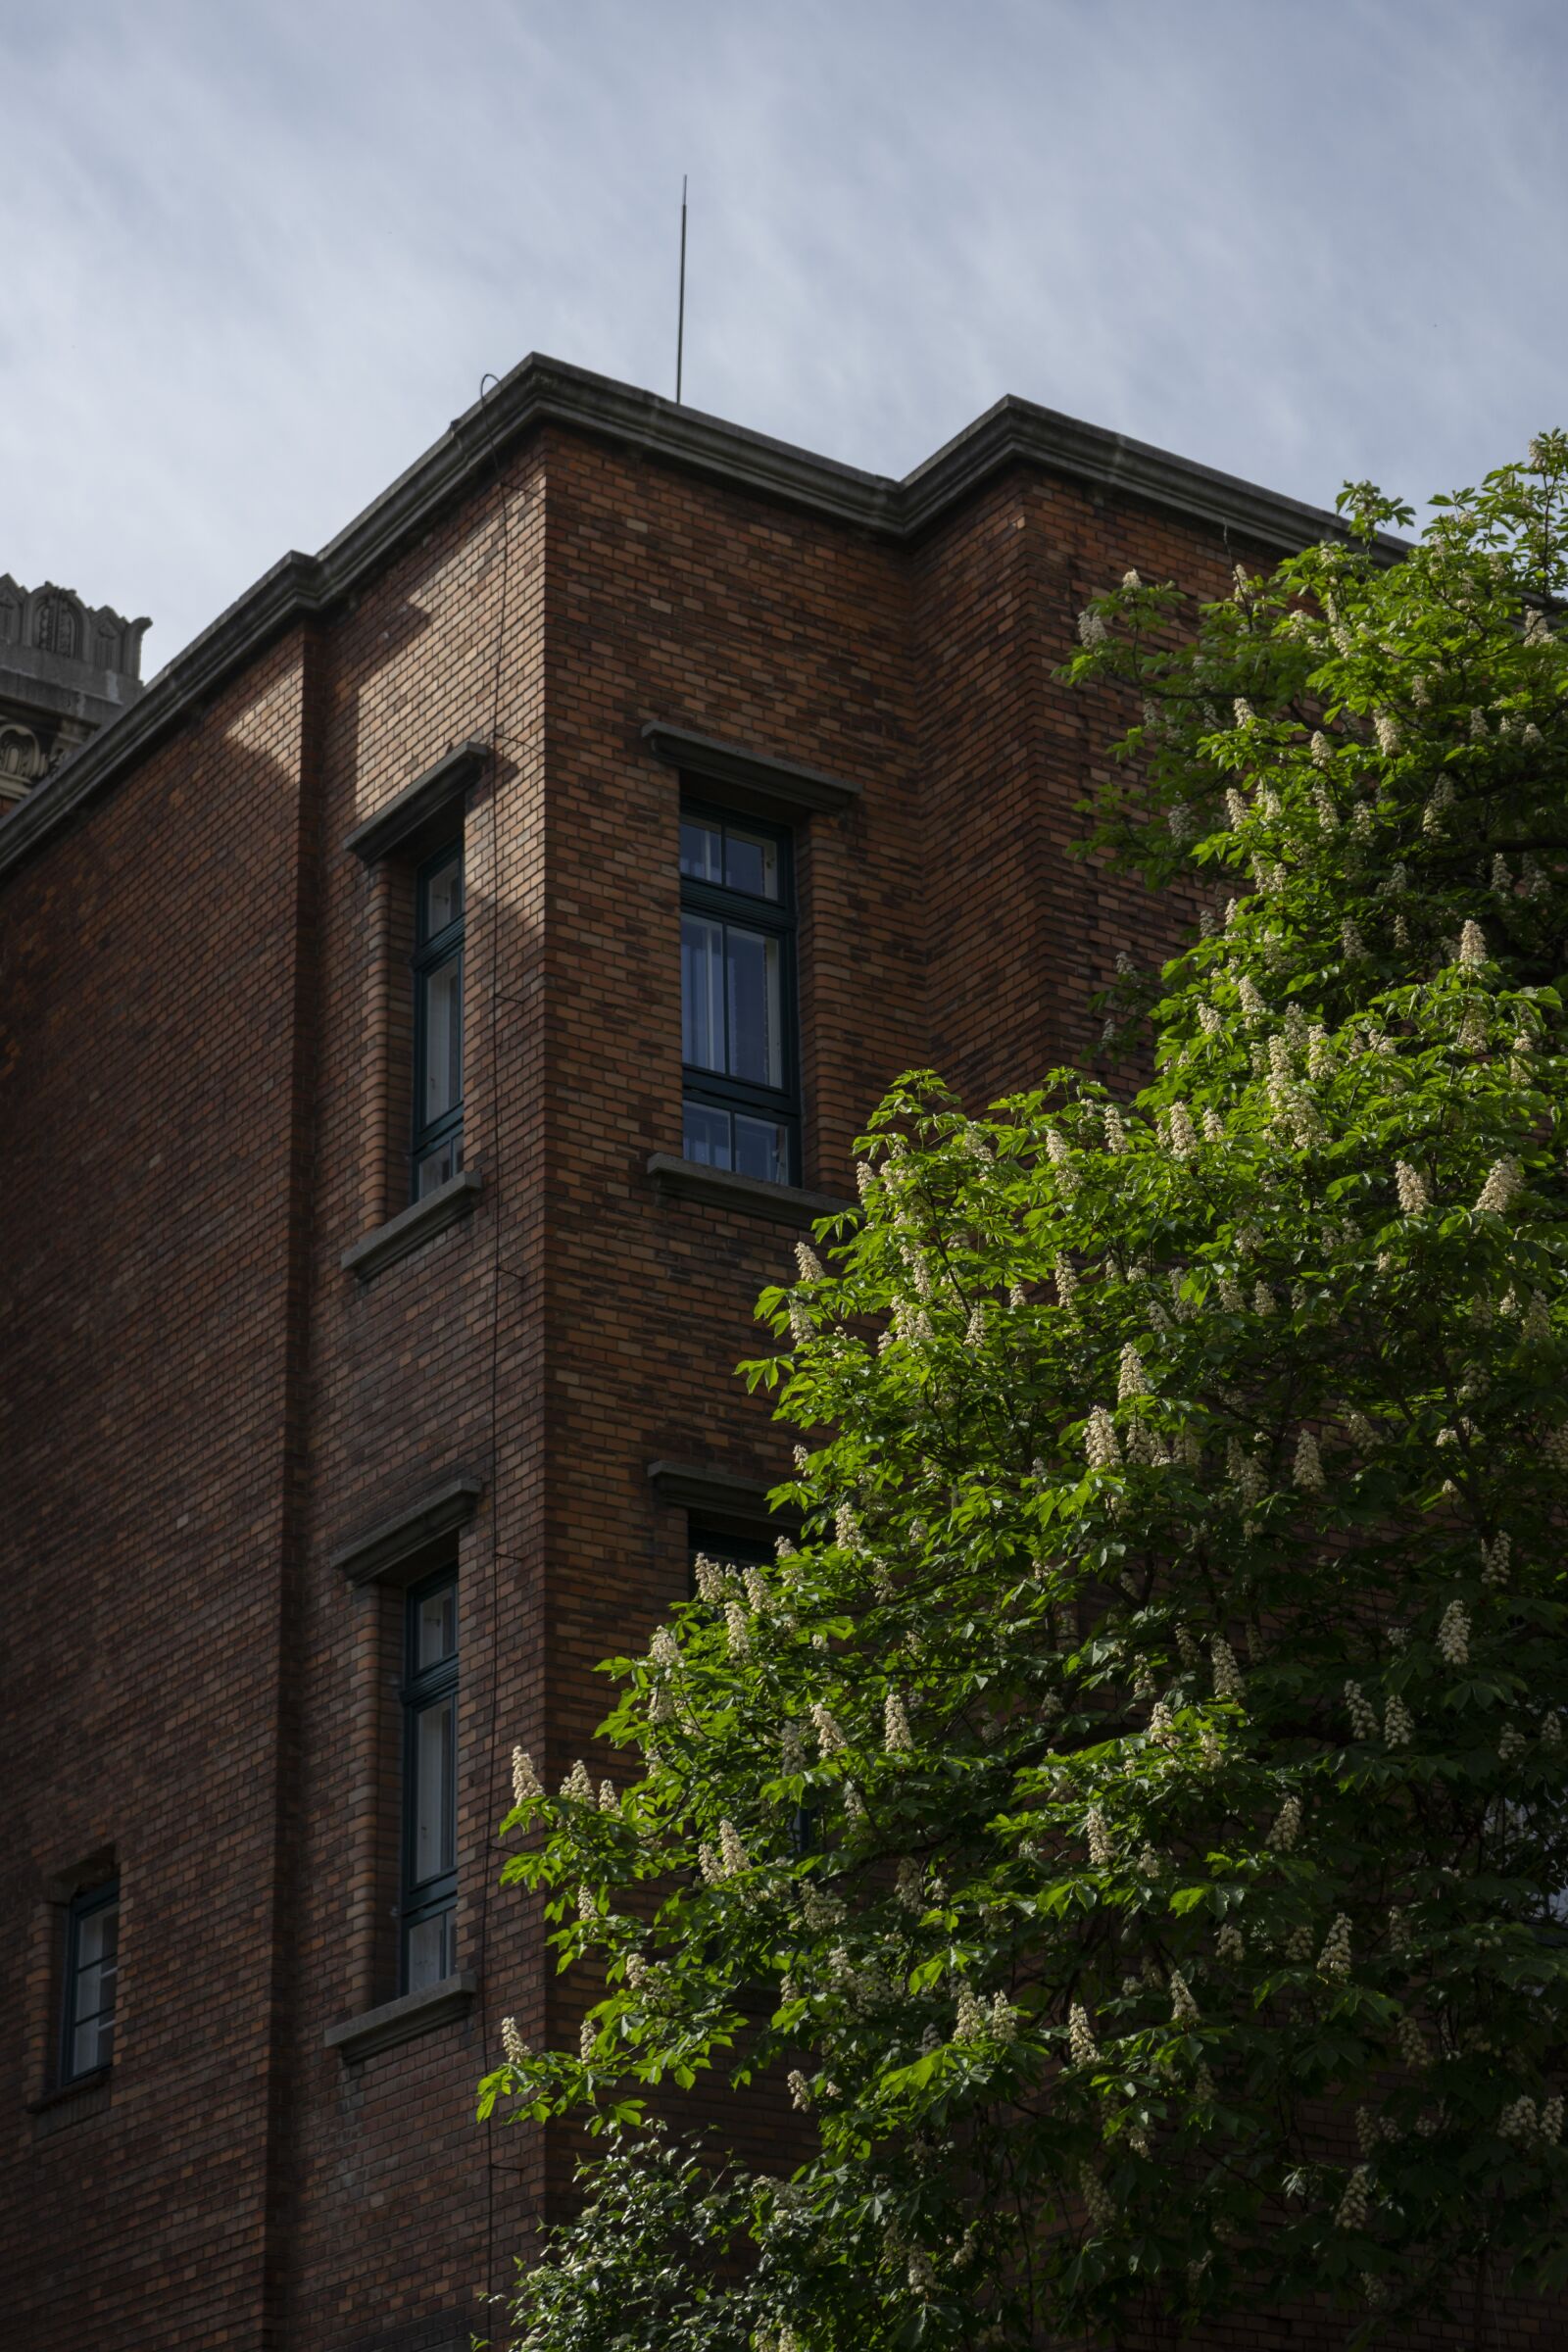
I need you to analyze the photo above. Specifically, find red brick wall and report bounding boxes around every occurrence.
[2,416,1539,2352]
[910,466,1261,1106]
[0,629,317,2347]
[282,447,549,2351]
[529,432,925,2215]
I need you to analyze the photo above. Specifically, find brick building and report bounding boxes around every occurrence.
[0,358,1501,2350]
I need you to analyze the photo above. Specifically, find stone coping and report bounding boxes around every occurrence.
[0,351,1405,883]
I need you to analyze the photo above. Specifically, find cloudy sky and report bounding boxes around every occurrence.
[6,0,1566,669]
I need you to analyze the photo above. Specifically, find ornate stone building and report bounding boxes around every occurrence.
[0,574,148,806]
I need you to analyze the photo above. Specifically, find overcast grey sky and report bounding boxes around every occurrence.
[5,0,1566,668]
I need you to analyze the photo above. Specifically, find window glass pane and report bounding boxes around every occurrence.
[417,1584,457,1670]
[722,826,779,900]
[415,1136,461,1197]
[732,1112,790,1184]
[78,1904,115,1972]
[681,914,724,1071]
[422,956,464,1122]
[422,852,464,938]
[68,1896,118,2076]
[74,1955,103,2027]
[679,818,721,883]
[406,1910,452,1993]
[414,1696,456,1884]
[725,926,782,1086]
[683,1101,731,1167]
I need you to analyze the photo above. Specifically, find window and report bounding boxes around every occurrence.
[411,841,465,1200]
[61,1881,119,2082]
[679,804,799,1185]
[400,1571,458,1992]
[688,1523,774,1601]
[341,742,485,1231]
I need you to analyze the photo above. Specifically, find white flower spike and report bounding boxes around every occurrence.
[1395,1160,1429,1214]
[1068,2002,1099,2066]
[1085,1405,1121,1471]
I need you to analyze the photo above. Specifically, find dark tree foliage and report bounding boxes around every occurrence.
[483,443,1568,2349]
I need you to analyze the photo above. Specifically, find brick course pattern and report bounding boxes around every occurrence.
[0,371,1543,2351]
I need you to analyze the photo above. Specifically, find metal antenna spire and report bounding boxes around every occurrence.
[675,175,688,403]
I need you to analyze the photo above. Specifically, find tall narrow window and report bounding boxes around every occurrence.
[400,1571,458,1992]
[62,1881,119,2082]
[411,841,465,1200]
[679,804,798,1184]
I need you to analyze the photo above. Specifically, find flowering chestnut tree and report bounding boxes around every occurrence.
[484,443,1568,2348]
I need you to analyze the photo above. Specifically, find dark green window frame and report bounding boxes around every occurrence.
[400,1570,459,1992]
[61,1878,119,2083]
[411,839,465,1201]
[679,800,800,1186]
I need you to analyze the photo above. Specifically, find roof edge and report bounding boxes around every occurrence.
[0,354,1394,883]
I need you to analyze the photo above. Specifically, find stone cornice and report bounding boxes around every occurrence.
[642,723,862,817]
[646,1459,801,1533]
[343,738,489,862]
[328,1470,484,1587]
[0,353,1403,883]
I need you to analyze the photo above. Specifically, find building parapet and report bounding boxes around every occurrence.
[0,354,1403,875]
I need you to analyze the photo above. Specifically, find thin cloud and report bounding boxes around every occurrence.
[4,0,1565,666]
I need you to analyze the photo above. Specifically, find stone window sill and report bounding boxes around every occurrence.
[341,1170,481,1282]
[646,1153,854,1228]
[28,2067,112,2135]
[323,1972,476,2065]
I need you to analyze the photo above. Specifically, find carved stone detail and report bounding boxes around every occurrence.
[0,571,150,812]
[0,574,148,686]
[0,724,44,787]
